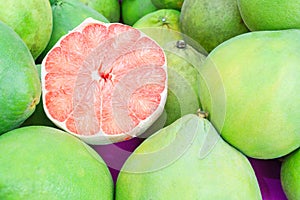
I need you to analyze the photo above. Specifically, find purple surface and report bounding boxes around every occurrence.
[92,139,288,199]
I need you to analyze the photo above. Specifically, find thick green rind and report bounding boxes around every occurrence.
[180,0,249,52]
[37,0,109,62]
[0,0,52,59]
[0,126,113,200]
[116,114,262,199]
[281,148,300,200]
[0,21,41,134]
[199,30,300,159]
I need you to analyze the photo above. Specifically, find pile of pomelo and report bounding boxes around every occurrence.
[0,0,299,199]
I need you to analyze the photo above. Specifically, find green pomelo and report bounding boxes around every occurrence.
[180,0,249,52]
[21,65,57,128]
[133,9,183,46]
[198,30,300,159]
[281,148,300,200]
[0,21,41,135]
[37,0,109,62]
[121,0,158,26]
[116,114,262,199]
[77,0,120,22]
[151,0,184,10]
[0,126,113,199]
[237,0,300,31]
[0,0,52,59]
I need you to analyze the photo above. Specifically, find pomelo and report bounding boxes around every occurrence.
[41,18,168,145]
[151,0,184,10]
[0,0,52,59]
[281,148,300,200]
[0,126,113,199]
[0,21,41,135]
[198,30,300,159]
[133,9,183,46]
[21,65,57,128]
[161,40,206,126]
[116,114,262,199]
[180,0,249,52]
[37,0,109,63]
[237,0,300,31]
[78,0,121,22]
[121,0,158,25]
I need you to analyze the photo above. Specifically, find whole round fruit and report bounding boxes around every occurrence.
[281,148,300,200]
[41,18,168,145]
[237,0,300,31]
[0,126,113,199]
[116,114,262,199]
[133,9,182,46]
[0,0,52,59]
[79,0,120,22]
[0,21,41,135]
[180,0,249,52]
[121,0,158,25]
[198,29,300,159]
[151,0,184,10]
[37,0,109,62]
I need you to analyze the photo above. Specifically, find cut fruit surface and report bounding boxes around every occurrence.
[42,18,168,145]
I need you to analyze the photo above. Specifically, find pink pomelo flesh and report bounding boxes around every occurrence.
[42,18,167,144]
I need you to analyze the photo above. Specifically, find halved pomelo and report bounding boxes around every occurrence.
[41,18,168,145]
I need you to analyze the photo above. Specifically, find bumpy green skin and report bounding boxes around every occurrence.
[133,9,182,46]
[37,0,109,62]
[151,0,183,10]
[162,42,206,126]
[121,0,158,26]
[21,65,57,128]
[0,21,41,135]
[180,0,249,52]
[78,0,120,22]
[0,0,52,59]
[238,0,300,31]
[281,148,300,200]
[0,126,114,200]
[199,30,300,159]
[116,114,262,199]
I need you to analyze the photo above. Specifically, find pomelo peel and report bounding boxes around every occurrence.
[199,29,300,159]
[0,21,41,134]
[0,126,114,199]
[116,114,262,199]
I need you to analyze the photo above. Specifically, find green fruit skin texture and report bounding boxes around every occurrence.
[37,0,109,62]
[162,42,206,126]
[199,30,300,159]
[0,0,52,59]
[79,0,120,22]
[180,0,249,52]
[0,21,41,135]
[116,114,262,200]
[121,0,158,26]
[281,148,300,200]
[237,0,300,31]
[151,0,184,10]
[0,126,114,200]
[133,9,183,47]
[21,65,57,128]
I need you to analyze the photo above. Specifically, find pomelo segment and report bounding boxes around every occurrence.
[42,18,168,145]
